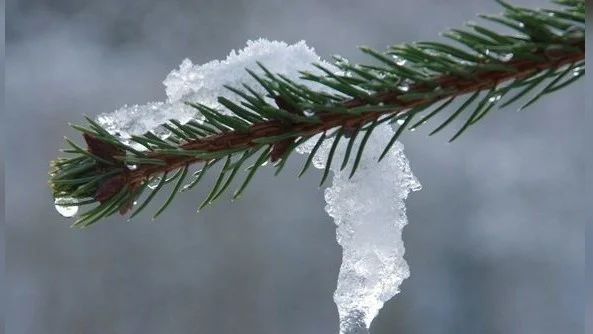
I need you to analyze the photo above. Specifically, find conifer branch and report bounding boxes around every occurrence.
[49,0,585,227]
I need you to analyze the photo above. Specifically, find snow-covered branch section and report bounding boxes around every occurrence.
[298,126,420,334]
[95,39,334,141]
[95,39,420,333]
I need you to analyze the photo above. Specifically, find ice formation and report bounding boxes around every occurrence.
[297,127,420,333]
[96,39,335,141]
[94,39,420,333]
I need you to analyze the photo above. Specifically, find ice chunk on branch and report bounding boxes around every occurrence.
[96,39,334,141]
[299,125,420,334]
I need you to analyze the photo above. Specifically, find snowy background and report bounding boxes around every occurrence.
[4,0,587,333]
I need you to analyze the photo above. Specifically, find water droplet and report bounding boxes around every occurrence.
[126,164,137,171]
[398,85,409,92]
[409,128,416,132]
[488,95,502,103]
[392,55,406,66]
[396,119,405,125]
[499,53,513,62]
[572,67,583,76]
[54,197,79,218]
[260,160,269,167]
[147,177,161,189]
[563,26,584,39]
[303,109,315,117]
[484,50,513,62]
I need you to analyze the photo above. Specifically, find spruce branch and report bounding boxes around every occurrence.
[49,0,585,227]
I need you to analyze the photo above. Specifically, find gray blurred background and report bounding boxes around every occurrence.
[4,0,587,333]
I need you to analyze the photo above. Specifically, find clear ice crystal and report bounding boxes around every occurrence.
[298,123,421,333]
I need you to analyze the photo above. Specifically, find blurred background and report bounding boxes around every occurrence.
[4,0,587,333]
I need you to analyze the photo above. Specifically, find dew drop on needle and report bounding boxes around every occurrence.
[54,197,79,218]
